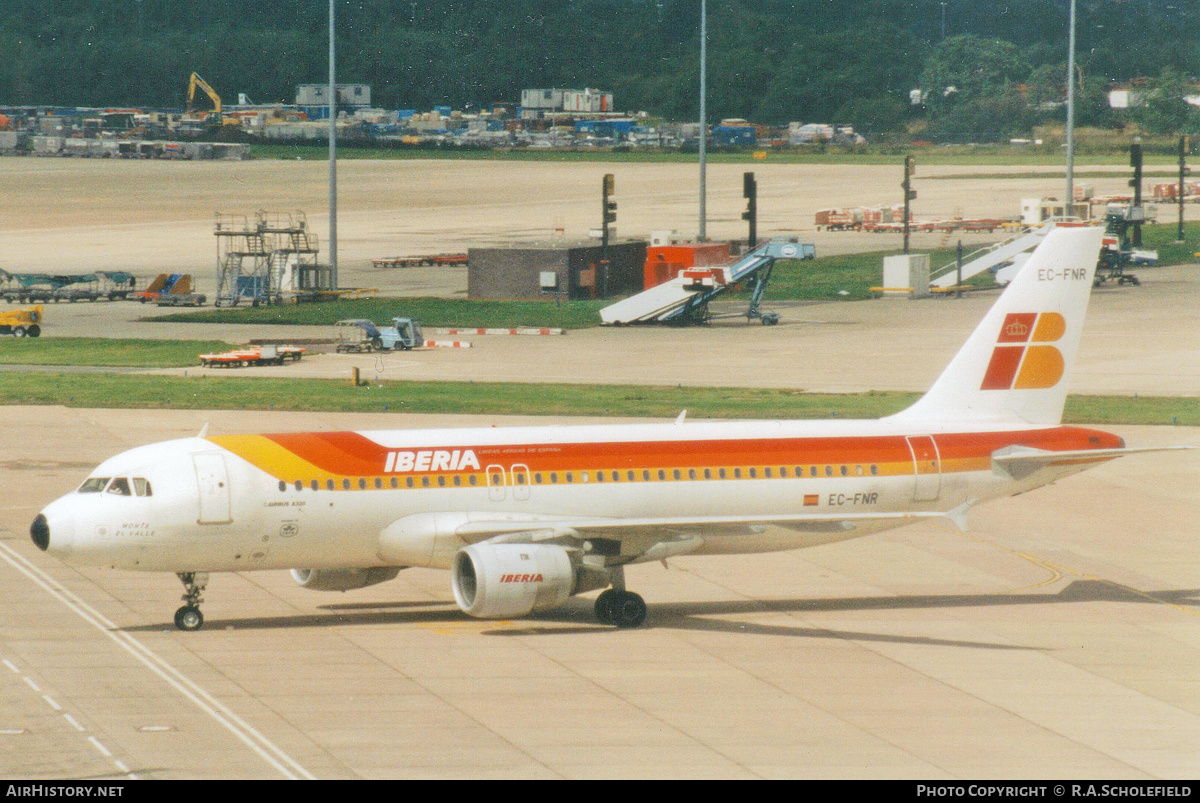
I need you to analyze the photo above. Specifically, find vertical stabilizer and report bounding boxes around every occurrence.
[888,226,1103,426]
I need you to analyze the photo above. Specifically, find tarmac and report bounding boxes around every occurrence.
[0,408,1197,779]
[1,158,1199,779]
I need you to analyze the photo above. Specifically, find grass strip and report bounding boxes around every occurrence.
[0,338,239,368]
[250,142,1190,167]
[145,298,608,330]
[0,371,1195,426]
[925,170,1191,181]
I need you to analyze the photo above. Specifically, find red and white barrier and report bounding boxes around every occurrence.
[421,340,472,349]
[423,327,563,336]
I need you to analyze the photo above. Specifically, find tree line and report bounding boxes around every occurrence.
[0,0,1197,137]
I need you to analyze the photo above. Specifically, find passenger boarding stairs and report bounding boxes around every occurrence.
[929,221,1062,289]
[600,238,814,325]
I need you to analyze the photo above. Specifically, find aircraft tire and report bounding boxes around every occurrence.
[613,592,647,628]
[174,605,204,632]
[603,591,647,628]
[594,589,618,624]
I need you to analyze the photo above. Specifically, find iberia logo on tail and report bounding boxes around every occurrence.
[980,312,1066,390]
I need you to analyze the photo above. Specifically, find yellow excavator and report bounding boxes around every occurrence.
[185,72,240,128]
[186,72,221,119]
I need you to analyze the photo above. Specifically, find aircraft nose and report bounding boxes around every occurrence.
[30,514,49,551]
[30,508,75,558]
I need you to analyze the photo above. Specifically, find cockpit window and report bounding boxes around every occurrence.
[106,478,132,496]
[133,478,152,497]
[79,478,110,493]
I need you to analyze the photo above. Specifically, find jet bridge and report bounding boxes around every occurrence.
[599,238,814,325]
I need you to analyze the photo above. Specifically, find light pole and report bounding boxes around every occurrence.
[1065,0,1076,215]
[328,0,338,290]
[698,0,707,241]
[940,2,947,40]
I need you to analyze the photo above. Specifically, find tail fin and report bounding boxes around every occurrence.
[889,226,1103,426]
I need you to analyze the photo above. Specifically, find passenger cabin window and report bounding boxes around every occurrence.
[79,478,111,493]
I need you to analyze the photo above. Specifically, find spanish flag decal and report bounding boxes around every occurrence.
[981,312,1066,390]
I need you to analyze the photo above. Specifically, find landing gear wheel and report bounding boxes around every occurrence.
[595,589,647,628]
[175,571,209,632]
[594,589,618,624]
[174,605,203,631]
[611,591,647,628]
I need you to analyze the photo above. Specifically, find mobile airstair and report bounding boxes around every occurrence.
[600,238,814,325]
[929,221,1064,288]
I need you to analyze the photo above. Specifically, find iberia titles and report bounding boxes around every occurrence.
[384,449,482,473]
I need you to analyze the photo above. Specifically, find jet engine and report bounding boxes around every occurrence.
[451,543,576,619]
[290,566,402,592]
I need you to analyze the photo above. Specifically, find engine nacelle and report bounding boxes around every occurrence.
[290,566,402,592]
[452,543,575,619]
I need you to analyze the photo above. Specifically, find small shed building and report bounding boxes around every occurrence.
[468,239,647,301]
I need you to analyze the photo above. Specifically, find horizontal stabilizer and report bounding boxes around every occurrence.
[991,444,1193,481]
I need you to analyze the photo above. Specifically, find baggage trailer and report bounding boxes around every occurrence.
[334,320,385,352]
[198,345,304,367]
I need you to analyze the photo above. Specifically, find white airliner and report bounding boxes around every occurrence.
[30,228,1178,630]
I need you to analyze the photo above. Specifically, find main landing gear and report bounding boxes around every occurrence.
[174,572,209,631]
[593,567,647,628]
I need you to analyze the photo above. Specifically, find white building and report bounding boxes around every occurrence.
[296,84,371,107]
[521,87,614,116]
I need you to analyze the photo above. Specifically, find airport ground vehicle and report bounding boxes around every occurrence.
[377,317,424,350]
[334,318,423,352]
[0,305,42,337]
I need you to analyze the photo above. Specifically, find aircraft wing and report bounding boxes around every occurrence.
[991,445,1194,480]
[453,505,972,543]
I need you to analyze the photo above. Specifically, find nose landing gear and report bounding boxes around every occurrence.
[174,572,209,631]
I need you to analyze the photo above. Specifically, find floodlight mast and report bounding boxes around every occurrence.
[329,0,338,289]
[698,0,707,242]
[1065,0,1076,213]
